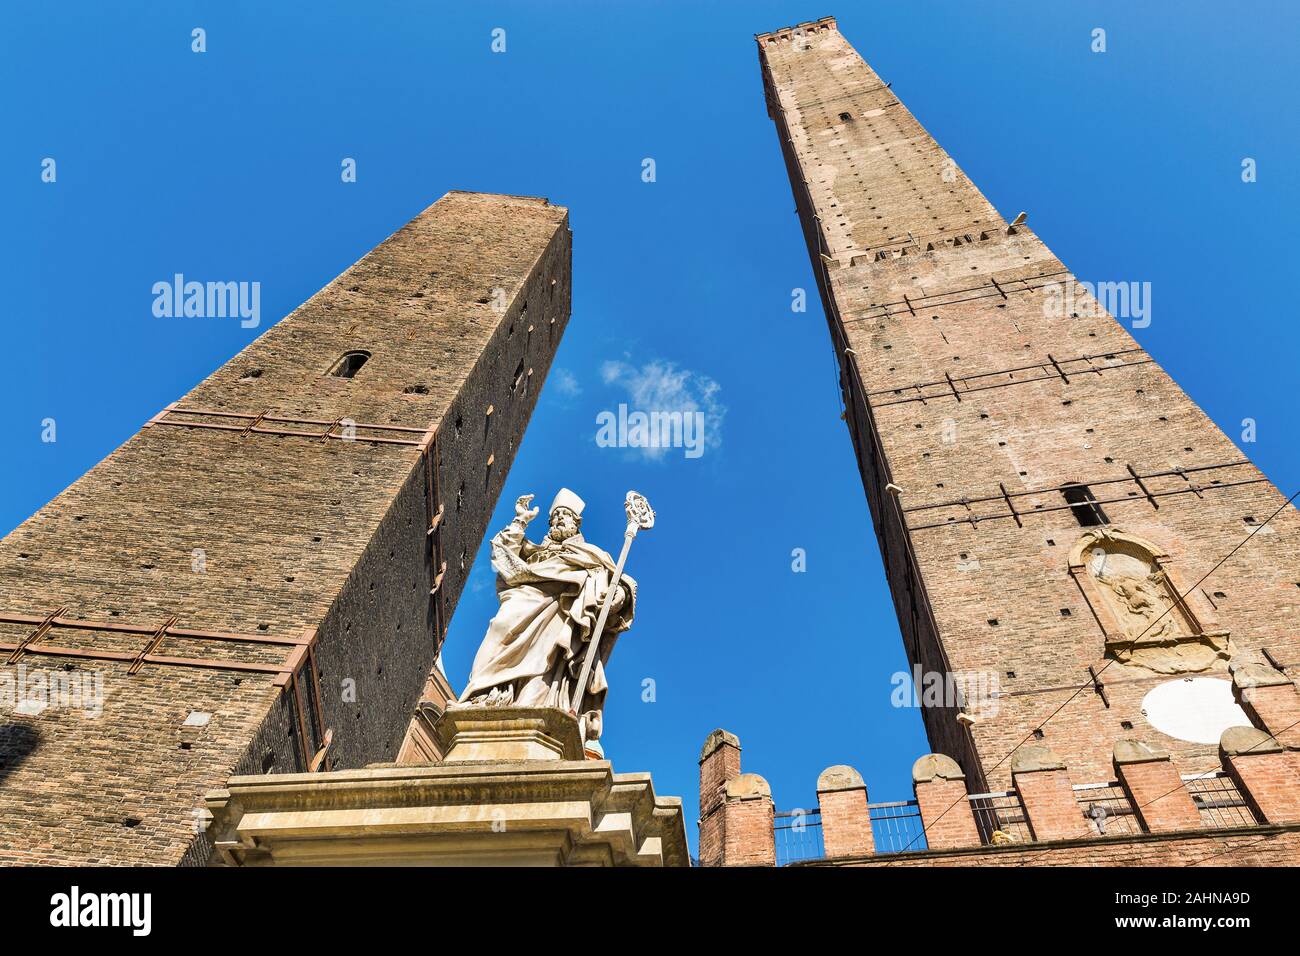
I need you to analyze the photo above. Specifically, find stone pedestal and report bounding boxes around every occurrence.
[204,706,688,867]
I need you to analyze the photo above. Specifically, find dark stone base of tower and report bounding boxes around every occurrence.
[0,191,570,865]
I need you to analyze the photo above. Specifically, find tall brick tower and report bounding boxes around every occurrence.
[758,19,1300,794]
[0,191,571,864]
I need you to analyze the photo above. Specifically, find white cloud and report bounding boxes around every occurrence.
[552,367,581,397]
[598,358,727,460]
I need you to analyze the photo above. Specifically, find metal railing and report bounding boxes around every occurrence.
[1183,772,1259,829]
[969,790,1033,845]
[774,809,824,866]
[868,799,927,853]
[1074,781,1141,838]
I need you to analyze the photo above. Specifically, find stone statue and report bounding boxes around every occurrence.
[459,488,638,755]
[1102,573,1181,646]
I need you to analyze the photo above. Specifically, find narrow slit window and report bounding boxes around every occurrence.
[328,350,371,379]
[1062,482,1108,527]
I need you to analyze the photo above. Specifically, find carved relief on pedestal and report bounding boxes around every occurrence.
[1068,529,1229,674]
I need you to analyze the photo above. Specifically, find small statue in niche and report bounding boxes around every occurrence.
[1076,530,1229,675]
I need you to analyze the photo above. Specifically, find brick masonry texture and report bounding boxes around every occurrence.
[697,732,778,867]
[697,732,741,867]
[914,776,981,849]
[1015,768,1091,842]
[1243,683,1300,747]
[722,797,775,867]
[1228,751,1300,825]
[0,191,571,864]
[758,19,1300,793]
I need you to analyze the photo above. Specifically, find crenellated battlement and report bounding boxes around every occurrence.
[698,663,1300,866]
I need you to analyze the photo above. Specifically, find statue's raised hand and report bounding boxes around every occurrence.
[514,494,540,526]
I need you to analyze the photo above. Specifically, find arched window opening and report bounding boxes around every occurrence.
[328,350,371,379]
[511,359,525,395]
[1062,482,1108,527]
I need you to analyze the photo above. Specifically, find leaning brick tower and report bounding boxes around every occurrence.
[756,17,1300,801]
[0,191,570,864]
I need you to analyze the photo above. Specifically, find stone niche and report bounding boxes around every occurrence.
[204,706,689,867]
[1068,528,1229,675]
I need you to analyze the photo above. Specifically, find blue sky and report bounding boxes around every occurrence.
[4,1,1298,851]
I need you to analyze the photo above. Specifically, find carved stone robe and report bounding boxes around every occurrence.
[460,519,636,720]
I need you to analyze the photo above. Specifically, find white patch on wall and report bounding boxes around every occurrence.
[1140,678,1248,745]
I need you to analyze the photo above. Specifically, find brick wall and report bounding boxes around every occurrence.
[697,729,740,866]
[910,753,981,850]
[1221,727,1300,825]
[733,730,1300,867]
[807,825,1300,868]
[697,730,775,866]
[0,191,571,864]
[817,765,874,857]
[757,18,1300,795]
[720,780,776,867]
[1114,744,1203,833]
[1016,771,1091,843]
